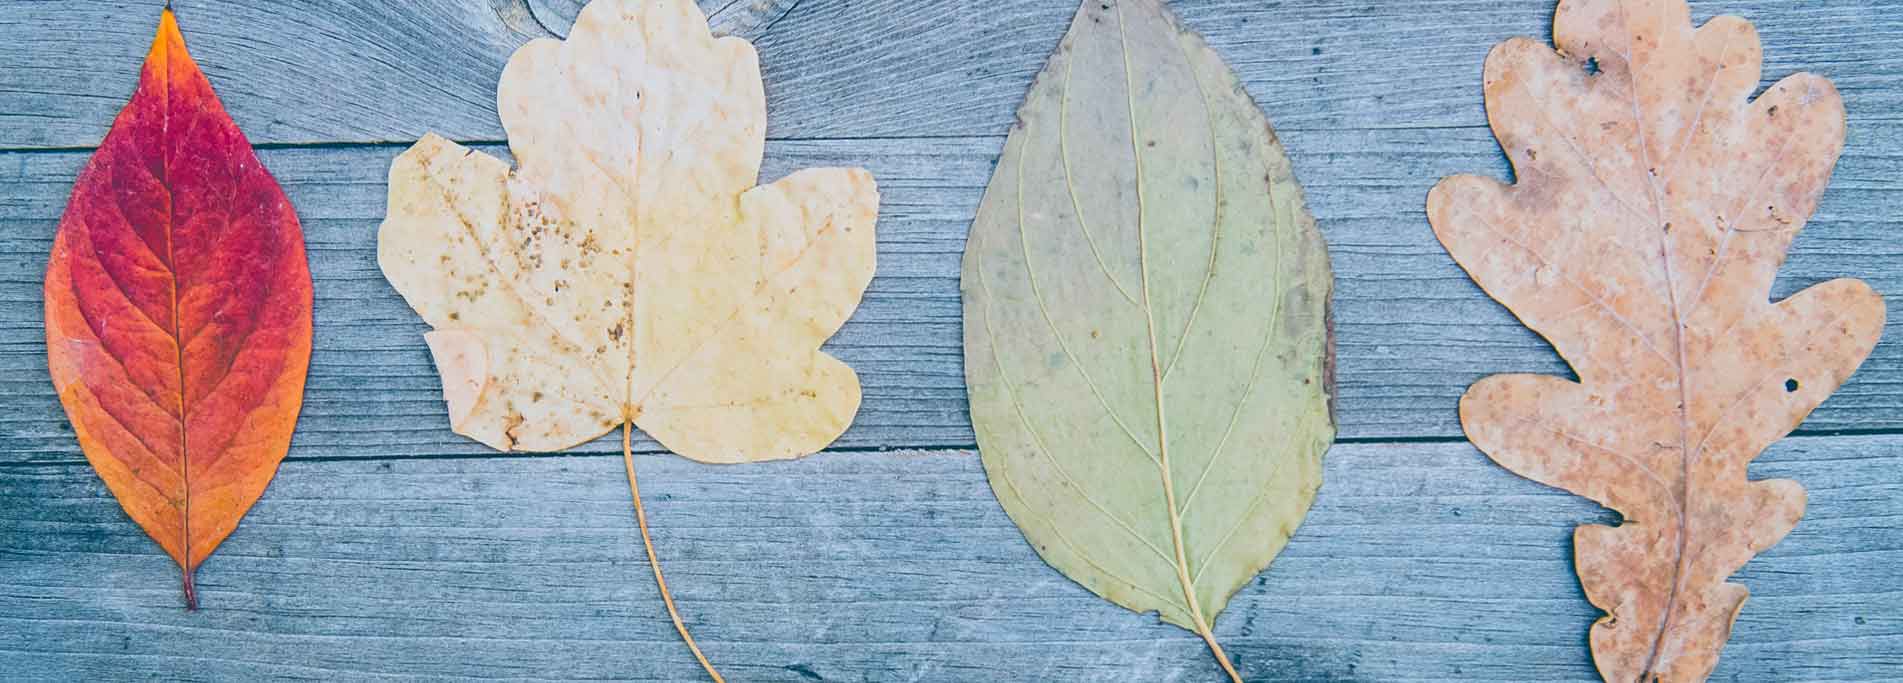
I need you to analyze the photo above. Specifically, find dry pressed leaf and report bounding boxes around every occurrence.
[377,0,877,677]
[1429,0,1884,679]
[962,0,1334,679]
[44,9,313,610]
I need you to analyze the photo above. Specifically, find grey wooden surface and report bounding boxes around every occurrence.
[0,0,1898,681]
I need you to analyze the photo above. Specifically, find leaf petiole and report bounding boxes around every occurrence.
[624,422,724,682]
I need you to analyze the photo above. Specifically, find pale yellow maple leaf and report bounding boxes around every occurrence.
[379,0,878,464]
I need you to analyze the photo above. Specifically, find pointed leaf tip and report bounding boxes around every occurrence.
[151,7,185,61]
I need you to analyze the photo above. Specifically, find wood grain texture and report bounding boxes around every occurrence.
[2,437,1898,681]
[1,130,1897,463]
[2,0,1899,680]
[1,1,1900,147]
[528,0,803,40]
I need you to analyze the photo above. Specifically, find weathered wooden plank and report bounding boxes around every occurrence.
[2,436,1898,681]
[4,130,1899,463]
[2,1,1899,147]
[529,0,805,39]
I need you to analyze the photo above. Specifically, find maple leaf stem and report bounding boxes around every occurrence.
[623,422,725,683]
[181,569,197,611]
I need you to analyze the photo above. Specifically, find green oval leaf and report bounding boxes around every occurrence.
[960,0,1335,676]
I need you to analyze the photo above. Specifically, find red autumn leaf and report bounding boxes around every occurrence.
[42,8,312,609]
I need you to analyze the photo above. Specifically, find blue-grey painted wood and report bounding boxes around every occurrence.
[1,2,1898,147]
[2,0,1900,680]
[527,0,804,39]
[2,437,1899,682]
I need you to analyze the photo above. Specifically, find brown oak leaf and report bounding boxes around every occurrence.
[1428,0,1885,680]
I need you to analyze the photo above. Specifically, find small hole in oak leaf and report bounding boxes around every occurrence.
[1785,379,1800,393]
[1584,56,1602,76]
